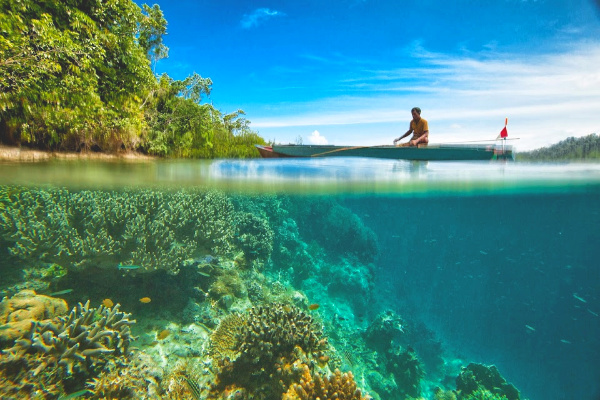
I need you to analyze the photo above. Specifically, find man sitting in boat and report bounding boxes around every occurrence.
[393,107,429,147]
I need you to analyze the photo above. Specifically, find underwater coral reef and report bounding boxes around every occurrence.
[0,186,525,399]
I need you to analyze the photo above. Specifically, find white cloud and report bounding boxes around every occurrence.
[251,41,600,150]
[308,130,328,145]
[241,8,284,29]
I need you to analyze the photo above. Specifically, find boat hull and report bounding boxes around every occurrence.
[256,144,513,161]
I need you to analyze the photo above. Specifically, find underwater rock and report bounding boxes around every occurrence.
[386,345,424,399]
[365,310,406,353]
[323,257,374,314]
[0,290,68,345]
[456,363,521,400]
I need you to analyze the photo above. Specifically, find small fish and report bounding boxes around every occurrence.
[343,350,355,367]
[58,389,91,400]
[588,309,599,317]
[49,289,73,296]
[139,297,151,303]
[560,339,571,344]
[118,263,141,270]
[573,293,587,303]
[198,271,210,277]
[157,329,170,340]
[336,314,348,321]
[479,250,488,255]
[308,303,320,311]
[184,376,203,400]
[525,325,536,332]
[102,298,114,308]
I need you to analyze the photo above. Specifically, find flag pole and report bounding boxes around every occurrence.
[503,118,507,154]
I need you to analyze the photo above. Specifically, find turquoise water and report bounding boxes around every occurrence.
[1,158,599,399]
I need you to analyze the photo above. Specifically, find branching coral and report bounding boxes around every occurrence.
[0,294,136,398]
[2,299,135,376]
[0,186,239,275]
[234,212,274,264]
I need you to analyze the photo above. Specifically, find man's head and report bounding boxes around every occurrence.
[411,107,421,120]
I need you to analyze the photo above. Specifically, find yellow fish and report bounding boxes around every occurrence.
[139,297,151,303]
[102,298,114,308]
[308,303,320,311]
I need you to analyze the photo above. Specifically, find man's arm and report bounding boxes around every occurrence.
[393,128,413,144]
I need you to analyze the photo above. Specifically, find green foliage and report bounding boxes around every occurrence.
[0,0,153,151]
[517,133,600,161]
[0,0,266,158]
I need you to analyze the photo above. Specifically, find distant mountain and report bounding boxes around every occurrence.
[516,133,600,161]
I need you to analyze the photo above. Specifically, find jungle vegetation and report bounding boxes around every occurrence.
[0,0,266,158]
[516,134,600,161]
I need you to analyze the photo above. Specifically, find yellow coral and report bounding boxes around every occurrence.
[0,290,68,344]
[283,369,368,400]
[209,313,244,361]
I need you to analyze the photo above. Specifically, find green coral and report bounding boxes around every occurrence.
[0,186,238,275]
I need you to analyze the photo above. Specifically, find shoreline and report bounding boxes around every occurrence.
[0,144,157,163]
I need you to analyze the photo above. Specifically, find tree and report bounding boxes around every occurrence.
[138,3,169,72]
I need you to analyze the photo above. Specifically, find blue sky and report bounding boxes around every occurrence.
[145,0,600,150]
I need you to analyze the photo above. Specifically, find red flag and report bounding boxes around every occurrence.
[497,118,508,139]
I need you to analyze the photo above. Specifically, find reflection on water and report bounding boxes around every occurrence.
[1,158,600,194]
